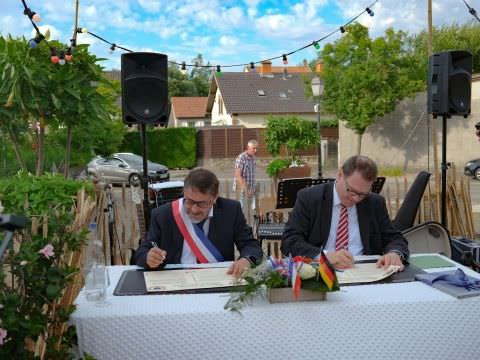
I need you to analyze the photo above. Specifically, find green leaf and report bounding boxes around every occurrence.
[46,284,62,299]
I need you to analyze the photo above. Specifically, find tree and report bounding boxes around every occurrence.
[406,21,480,83]
[0,36,124,176]
[168,53,211,97]
[321,23,424,154]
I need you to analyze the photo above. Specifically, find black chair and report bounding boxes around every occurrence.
[393,171,431,231]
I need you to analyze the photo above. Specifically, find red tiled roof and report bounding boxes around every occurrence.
[171,97,208,118]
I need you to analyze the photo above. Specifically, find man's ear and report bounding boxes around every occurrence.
[336,169,343,181]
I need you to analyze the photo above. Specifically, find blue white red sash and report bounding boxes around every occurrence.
[172,199,225,263]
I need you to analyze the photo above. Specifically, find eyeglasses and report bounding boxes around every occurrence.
[184,198,213,209]
[344,178,370,198]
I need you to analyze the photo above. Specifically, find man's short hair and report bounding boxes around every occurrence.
[184,168,219,196]
[247,139,258,148]
[342,155,378,181]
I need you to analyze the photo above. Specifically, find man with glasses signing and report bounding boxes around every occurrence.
[135,168,262,276]
[282,155,408,270]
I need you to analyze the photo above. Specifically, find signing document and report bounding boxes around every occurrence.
[336,263,401,285]
[144,267,246,292]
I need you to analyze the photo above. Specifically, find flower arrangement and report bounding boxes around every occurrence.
[225,252,340,312]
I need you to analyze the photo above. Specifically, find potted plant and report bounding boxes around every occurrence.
[264,115,319,180]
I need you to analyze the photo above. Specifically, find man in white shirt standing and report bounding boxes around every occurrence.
[234,139,258,212]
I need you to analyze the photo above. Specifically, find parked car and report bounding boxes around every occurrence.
[464,158,480,180]
[87,153,169,186]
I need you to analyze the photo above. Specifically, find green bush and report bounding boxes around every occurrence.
[0,172,94,215]
[266,158,292,178]
[0,173,94,358]
[121,127,196,169]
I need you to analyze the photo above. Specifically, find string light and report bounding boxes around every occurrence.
[50,49,59,64]
[65,48,72,62]
[181,62,187,76]
[109,44,116,54]
[23,7,41,22]
[58,51,66,65]
[41,0,378,71]
[216,65,222,76]
[28,33,44,48]
[462,0,480,23]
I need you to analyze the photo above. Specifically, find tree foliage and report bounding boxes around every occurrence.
[0,36,125,175]
[168,54,211,97]
[320,23,424,154]
[405,21,480,83]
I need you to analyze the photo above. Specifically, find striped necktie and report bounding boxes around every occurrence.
[335,204,349,251]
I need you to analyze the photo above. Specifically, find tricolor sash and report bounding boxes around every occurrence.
[172,199,225,263]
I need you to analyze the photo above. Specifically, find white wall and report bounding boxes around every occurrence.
[338,80,480,172]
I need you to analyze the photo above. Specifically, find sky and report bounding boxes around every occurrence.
[0,0,477,71]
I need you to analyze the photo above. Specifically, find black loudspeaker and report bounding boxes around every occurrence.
[427,50,472,117]
[121,52,170,125]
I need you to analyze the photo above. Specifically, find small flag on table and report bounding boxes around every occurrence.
[318,250,335,290]
[291,262,302,300]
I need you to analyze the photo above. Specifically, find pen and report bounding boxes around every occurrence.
[151,241,166,261]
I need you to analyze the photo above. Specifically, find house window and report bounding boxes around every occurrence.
[218,96,224,115]
[204,121,211,126]
[187,121,196,128]
[258,90,266,96]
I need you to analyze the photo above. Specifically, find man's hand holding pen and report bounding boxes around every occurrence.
[146,241,167,268]
[326,248,355,269]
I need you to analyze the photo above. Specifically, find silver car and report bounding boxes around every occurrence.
[87,153,169,186]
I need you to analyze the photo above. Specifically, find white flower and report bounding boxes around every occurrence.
[299,263,317,280]
[20,260,28,266]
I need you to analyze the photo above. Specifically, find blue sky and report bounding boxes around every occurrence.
[0,1,476,71]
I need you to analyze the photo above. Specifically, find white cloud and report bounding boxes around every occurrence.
[219,35,238,46]
[31,24,63,42]
[138,0,162,12]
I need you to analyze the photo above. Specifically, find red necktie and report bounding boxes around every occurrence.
[335,205,349,251]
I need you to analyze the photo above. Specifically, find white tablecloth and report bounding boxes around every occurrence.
[71,255,480,360]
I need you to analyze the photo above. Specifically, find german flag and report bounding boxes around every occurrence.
[318,250,336,290]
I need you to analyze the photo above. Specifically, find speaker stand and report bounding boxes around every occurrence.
[440,114,450,227]
[140,123,151,232]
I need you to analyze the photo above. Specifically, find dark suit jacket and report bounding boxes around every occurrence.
[135,197,262,269]
[281,181,409,259]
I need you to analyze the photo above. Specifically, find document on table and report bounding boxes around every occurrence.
[144,267,246,292]
[336,263,401,285]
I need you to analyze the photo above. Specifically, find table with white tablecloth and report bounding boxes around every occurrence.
[71,255,480,360]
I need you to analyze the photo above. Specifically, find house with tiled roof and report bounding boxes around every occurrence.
[169,97,210,127]
[206,64,317,128]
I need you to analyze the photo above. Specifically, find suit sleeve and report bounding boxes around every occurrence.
[232,201,263,261]
[374,196,410,258]
[281,188,322,258]
[134,207,165,269]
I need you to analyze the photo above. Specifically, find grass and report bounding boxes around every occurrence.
[378,167,404,177]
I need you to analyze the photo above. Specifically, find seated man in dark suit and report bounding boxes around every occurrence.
[281,155,409,270]
[135,168,262,276]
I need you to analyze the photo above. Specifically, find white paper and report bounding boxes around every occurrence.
[336,263,401,284]
[144,267,245,292]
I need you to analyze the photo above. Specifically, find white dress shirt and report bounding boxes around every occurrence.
[180,200,214,264]
[323,181,364,256]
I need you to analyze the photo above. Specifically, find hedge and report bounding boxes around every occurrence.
[121,127,196,169]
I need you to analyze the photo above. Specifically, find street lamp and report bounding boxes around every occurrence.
[311,75,324,178]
